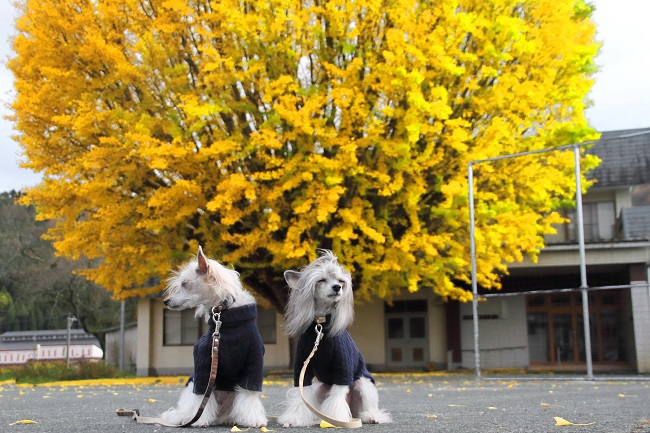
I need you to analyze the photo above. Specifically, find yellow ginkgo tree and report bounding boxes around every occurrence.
[9,0,600,309]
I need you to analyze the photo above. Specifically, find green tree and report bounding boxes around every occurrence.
[9,0,600,308]
[0,192,134,342]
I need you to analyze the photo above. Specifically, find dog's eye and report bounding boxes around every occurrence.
[181,280,188,288]
[338,280,345,286]
[317,278,326,284]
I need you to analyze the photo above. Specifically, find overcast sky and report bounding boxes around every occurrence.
[1,0,649,193]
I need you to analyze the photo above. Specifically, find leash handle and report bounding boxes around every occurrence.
[298,322,362,429]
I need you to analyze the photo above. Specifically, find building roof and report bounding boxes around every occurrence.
[0,329,101,351]
[103,322,137,334]
[587,127,650,187]
[621,206,650,241]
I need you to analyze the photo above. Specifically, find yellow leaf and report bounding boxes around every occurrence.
[540,403,550,407]
[148,398,158,403]
[231,427,249,432]
[617,393,625,397]
[9,420,39,425]
[319,420,340,428]
[260,427,275,432]
[554,417,595,426]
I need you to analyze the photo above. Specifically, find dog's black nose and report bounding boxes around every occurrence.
[163,298,170,306]
[332,284,342,293]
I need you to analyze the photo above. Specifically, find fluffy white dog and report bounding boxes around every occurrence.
[277,250,391,427]
[161,246,267,428]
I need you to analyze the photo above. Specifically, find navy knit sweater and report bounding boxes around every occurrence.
[293,317,374,387]
[190,303,265,394]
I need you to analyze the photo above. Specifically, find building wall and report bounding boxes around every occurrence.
[136,298,291,376]
[348,300,385,369]
[350,290,447,371]
[0,345,103,365]
[136,299,154,377]
[631,283,650,373]
[261,310,290,371]
[105,325,137,370]
[459,296,529,369]
[136,290,450,375]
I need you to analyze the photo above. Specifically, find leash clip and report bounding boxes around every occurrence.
[212,305,223,338]
[314,316,326,345]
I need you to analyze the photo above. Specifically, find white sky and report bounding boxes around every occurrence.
[1,0,649,193]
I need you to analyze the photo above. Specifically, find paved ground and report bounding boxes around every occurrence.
[1,374,649,432]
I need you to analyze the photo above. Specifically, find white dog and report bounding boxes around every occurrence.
[161,246,267,428]
[277,250,391,427]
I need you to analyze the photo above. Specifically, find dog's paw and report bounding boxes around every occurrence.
[281,421,309,428]
[360,409,392,424]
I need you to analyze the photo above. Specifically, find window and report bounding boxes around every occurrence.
[547,201,616,243]
[256,308,277,344]
[163,309,207,346]
[384,300,427,313]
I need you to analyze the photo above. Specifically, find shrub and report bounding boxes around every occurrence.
[10,361,126,384]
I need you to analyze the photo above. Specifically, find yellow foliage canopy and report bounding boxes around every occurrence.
[9,0,599,307]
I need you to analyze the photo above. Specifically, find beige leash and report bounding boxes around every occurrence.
[116,306,224,428]
[298,317,362,429]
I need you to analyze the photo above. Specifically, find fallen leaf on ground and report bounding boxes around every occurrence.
[554,417,595,426]
[148,398,158,403]
[320,420,340,428]
[231,427,249,432]
[260,427,275,432]
[540,403,550,407]
[9,420,39,425]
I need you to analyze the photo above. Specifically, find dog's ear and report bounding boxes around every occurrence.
[197,246,209,275]
[284,270,301,290]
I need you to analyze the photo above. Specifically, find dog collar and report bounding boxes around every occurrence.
[217,298,233,310]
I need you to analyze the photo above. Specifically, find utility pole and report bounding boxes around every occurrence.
[119,301,125,371]
[66,315,77,368]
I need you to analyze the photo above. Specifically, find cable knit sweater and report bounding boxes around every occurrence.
[190,303,265,394]
[293,316,375,387]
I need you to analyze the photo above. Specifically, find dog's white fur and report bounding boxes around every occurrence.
[160,246,267,427]
[277,250,391,427]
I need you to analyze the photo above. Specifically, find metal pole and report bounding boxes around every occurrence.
[573,145,593,380]
[468,162,482,380]
[119,301,125,370]
[66,315,76,368]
